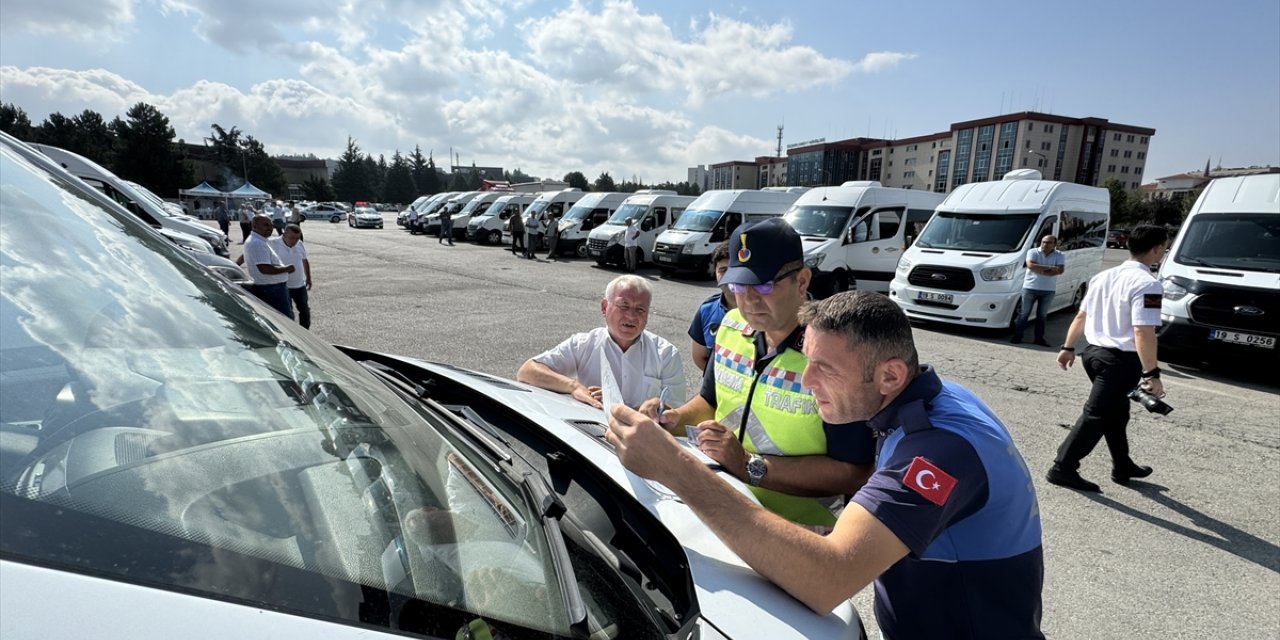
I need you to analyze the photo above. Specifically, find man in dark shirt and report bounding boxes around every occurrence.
[610,291,1044,638]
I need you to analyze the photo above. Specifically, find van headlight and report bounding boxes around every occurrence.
[1162,277,1188,301]
[681,242,695,254]
[804,253,825,269]
[896,257,913,275]
[175,237,212,253]
[980,262,1017,281]
[611,231,624,243]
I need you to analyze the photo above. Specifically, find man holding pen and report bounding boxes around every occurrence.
[640,219,874,529]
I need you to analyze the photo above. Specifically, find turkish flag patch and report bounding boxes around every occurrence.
[903,456,958,506]
[1143,293,1162,309]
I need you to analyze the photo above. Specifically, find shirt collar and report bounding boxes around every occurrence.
[752,323,805,361]
[867,365,943,436]
[1121,260,1154,275]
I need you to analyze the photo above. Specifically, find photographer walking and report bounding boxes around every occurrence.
[1047,225,1170,492]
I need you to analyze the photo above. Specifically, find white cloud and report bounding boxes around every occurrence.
[0,0,135,41]
[852,51,918,73]
[0,67,153,119]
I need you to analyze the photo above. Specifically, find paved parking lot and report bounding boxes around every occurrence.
[228,215,1280,639]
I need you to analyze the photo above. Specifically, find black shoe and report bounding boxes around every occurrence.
[1033,339,1052,347]
[1046,467,1101,492]
[1112,464,1153,485]
[1010,336,1023,344]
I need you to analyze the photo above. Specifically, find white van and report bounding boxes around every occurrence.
[423,191,483,235]
[652,188,807,277]
[784,182,945,297]
[408,192,458,234]
[1157,173,1280,358]
[398,195,432,227]
[889,169,1109,330]
[587,190,696,267]
[448,191,506,239]
[468,193,537,243]
[503,189,586,247]
[551,191,629,258]
[31,143,232,258]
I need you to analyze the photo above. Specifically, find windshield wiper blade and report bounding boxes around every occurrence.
[520,473,590,638]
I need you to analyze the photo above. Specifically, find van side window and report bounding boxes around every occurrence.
[1057,211,1108,250]
[905,208,934,246]
[548,203,564,217]
[652,207,667,226]
[1033,218,1056,245]
[847,206,873,243]
[876,208,904,240]
[671,207,685,223]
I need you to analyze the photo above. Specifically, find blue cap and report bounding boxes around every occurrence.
[720,218,802,286]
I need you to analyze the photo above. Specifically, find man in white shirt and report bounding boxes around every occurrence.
[1048,225,1170,492]
[623,217,641,273]
[236,201,254,243]
[270,201,287,235]
[1012,234,1066,346]
[239,216,295,319]
[517,275,686,409]
[271,223,312,328]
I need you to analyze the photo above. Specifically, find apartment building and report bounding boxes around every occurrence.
[755,155,787,188]
[687,165,708,191]
[777,112,1155,192]
[709,160,759,190]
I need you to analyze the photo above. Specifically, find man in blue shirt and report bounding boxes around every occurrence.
[609,291,1044,639]
[1012,234,1066,346]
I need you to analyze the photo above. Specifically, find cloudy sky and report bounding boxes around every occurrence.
[2,0,1277,185]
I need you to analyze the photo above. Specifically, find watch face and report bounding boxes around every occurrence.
[747,455,766,484]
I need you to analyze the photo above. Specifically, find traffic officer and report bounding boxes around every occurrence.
[1047,224,1171,492]
[641,218,874,528]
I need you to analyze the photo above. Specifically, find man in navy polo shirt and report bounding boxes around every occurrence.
[608,291,1044,639]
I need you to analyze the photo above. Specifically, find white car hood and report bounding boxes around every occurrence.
[403,357,863,640]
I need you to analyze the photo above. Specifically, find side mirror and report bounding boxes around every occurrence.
[710,227,726,242]
[641,219,655,232]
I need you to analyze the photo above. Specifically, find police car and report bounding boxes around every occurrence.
[0,131,866,640]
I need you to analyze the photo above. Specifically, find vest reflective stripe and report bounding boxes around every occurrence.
[712,309,834,526]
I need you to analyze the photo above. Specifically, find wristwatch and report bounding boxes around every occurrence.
[746,454,767,487]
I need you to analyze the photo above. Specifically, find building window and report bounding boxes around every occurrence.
[972,125,995,182]
[903,170,915,178]
[1127,134,1135,143]
[1135,166,1142,174]
[1028,122,1035,131]
[952,130,972,189]
[936,149,951,191]
[1025,140,1032,149]
[1110,149,1119,157]
[906,145,918,152]
[1137,151,1146,160]
[904,158,916,166]
[872,149,882,156]
[1140,136,1149,144]
[1041,141,1052,151]
[1044,124,1054,133]
[1123,150,1132,158]
[1132,182,1140,189]
[1121,166,1130,174]
[1113,133,1122,141]
[1107,164,1117,172]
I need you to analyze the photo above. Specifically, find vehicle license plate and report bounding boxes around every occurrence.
[655,254,672,263]
[917,291,954,304]
[1208,329,1276,348]
[589,249,603,257]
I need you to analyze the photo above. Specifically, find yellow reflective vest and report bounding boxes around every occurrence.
[711,309,835,527]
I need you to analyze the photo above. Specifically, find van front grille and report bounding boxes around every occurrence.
[908,265,975,292]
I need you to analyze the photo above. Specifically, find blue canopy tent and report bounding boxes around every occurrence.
[228,182,271,199]
[178,181,229,218]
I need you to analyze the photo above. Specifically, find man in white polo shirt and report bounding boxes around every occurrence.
[1048,225,1170,492]
[271,223,312,328]
[239,215,295,319]
[517,275,686,409]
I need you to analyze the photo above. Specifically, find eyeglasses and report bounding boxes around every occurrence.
[726,267,801,296]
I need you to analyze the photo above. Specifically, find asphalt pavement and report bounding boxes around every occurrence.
[226,216,1280,639]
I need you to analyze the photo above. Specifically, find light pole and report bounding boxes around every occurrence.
[1028,150,1050,176]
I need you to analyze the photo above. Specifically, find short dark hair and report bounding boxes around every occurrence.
[711,240,731,266]
[1127,225,1169,255]
[798,291,919,381]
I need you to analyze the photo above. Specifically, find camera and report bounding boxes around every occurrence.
[1128,386,1173,415]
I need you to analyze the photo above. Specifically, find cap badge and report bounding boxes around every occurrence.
[737,232,752,262]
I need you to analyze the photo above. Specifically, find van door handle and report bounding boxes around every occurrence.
[884,247,898,253]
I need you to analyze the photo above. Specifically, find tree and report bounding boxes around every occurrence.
[301,175,336,201]
[382,151,417,204]
[506,167,534,183]
[594,171,616,192]
[36,112,79,151]
[1104,178,1131,225]
[112,102,186,197]
[409,145,441,196]
[362,154,384,201]
[241,135,287,196]
[71,110,116,167]
[563,171,590,191]
[331,137,370,203]
[0,103,34,140]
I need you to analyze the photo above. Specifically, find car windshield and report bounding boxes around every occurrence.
[607,203,648,225]
[670,208,723,232]
[1173,213,1280,273]
[125,181,176,217]
[0,144,617,639]
[784,205,853,238]
[914,211,1041,253]
[358,207,377,214]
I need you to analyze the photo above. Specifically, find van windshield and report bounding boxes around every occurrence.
[784,205,853,238]
[671,208,722,232]
[607,203,649,225]
[526,200,550,217]
[915,211,1041,253]
[480,199,510,217]
[562,203,596,222]
[1174,213,1280,273]
[459,198,489,215]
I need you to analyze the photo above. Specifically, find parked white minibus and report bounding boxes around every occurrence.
[652,188,806,277]
[587,190,695,267]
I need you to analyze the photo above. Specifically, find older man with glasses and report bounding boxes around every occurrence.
[517,275,686,410]
[641,218,875,529]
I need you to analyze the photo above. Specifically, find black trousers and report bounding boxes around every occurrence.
[289,286,311,329]
[1054,345,1141,472]
[511,229,524,253]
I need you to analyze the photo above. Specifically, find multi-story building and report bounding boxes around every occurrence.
[755,155,788,188]
[687,165,708,191]
[779,112,1155,192]
[1143,165,1278,201]
[709,160,759,190]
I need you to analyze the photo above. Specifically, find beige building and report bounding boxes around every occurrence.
[754,155,788,188]
[775,111,1156,193]
[709,160,759,190]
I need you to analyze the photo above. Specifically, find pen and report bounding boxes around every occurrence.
[657,386,669,422]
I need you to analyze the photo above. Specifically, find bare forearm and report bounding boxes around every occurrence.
[667,458,862,613]
[691,343,709,372]
[303,259,312,283]
[757,456,873,497]
[257,263,292,275]
[516,360,582,394]
[1135,327,1160,372]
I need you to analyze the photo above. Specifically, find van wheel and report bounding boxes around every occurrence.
[487,229,501,244]
[576,243,589,259]
[1071,284,1087,312]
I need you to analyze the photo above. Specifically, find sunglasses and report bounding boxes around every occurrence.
[726,267,801,296]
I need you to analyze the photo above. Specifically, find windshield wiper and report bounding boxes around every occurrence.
[520,473,590,638]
